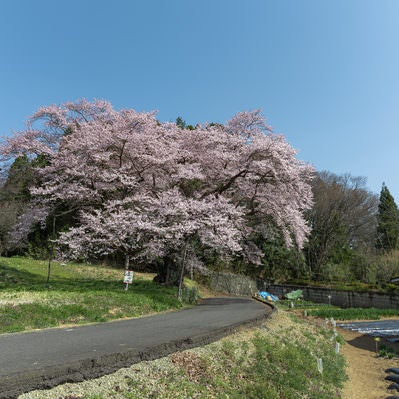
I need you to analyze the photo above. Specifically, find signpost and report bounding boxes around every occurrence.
[123,270,134,291]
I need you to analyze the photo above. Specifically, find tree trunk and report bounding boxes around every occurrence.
[46,215,56,286]
[178,241,189,302]
[153,254,180,286]
[46,208,77,286]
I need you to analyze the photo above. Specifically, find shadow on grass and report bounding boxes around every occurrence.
[0,264,46,287]
[0,261,182,334]
[0,262,171,295]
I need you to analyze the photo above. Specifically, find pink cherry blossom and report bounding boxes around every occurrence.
[1,100,314,270]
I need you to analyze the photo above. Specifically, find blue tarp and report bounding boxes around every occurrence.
[257,291,279,302]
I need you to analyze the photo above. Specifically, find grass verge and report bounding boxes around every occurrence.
[20,311,347,399]
[0,256,184,334]
[276,299,399,320]
[306,307,399,320]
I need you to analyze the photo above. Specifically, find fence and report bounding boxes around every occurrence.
[210,272,399,309]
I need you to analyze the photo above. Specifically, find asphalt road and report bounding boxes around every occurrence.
[0,297,272,399]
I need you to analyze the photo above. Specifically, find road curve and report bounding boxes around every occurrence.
[0,297,273,399]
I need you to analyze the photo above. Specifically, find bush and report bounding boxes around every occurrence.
[375,250,399,283]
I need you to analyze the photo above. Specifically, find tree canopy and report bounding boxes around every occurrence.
[305,171,378,279]
[0,100,314,283]
[376,183,399,252]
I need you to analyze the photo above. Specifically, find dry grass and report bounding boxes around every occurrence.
[20,310,347,399]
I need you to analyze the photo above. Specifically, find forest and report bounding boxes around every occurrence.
[1,100,398,289]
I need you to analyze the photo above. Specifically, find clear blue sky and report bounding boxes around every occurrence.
[1,0,399,200]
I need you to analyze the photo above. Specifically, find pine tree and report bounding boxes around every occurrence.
[376,183,399,251]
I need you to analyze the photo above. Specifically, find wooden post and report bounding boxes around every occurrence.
[124,254,129,291]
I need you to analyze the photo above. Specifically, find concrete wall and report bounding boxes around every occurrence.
[267,283,399,309]
[210,272,399,309]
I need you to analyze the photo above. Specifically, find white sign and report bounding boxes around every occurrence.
[123,270,134,284]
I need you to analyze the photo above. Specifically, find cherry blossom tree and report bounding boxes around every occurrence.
[0,100,314,285]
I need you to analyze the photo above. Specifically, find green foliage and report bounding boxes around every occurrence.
[25,230,50,259]
[179,178,203,197]
[260,235,307,281]
[175,116,186,129]
[0,153,73,256]
[2,155,33,201]
[1,152,49,207]
[0,155,40,255]
[180,286,199,304]
[378,343,399,359]
[175,116,195,130]
[318,261,354,283]
[241,226,307,281]
[376,183,399,251]
[30,153,51,168]
[21,205,78,261]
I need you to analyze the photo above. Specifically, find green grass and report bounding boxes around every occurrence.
[0,256,183,334]
[275,298,399,320]
[306,306,399,320]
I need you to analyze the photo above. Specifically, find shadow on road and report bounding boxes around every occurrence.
[198,297,251,306]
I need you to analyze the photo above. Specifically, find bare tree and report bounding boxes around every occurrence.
[305,171,378,278]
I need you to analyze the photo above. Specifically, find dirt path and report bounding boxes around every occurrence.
[340,327,399,399]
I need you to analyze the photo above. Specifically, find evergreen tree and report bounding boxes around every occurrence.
[176,116,195,130]
[376,183,399,251]
[175,116,186,129]
[3,155,33,201]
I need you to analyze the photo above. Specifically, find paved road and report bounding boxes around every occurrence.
[0,297,272,399]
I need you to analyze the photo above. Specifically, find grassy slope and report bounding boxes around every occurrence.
[1,258,348,398]
[0,256,183,334]
[20,311,347,399]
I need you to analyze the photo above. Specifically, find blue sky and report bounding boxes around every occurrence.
[1,0,399,200]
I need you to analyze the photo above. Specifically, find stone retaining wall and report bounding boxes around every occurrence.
[210,272,399,309]
[210,272,258,296]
